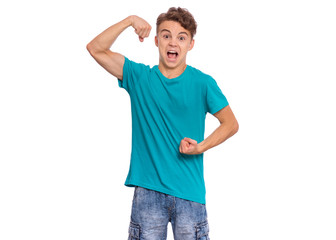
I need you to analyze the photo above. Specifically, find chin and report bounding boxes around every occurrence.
[165,58,185,68]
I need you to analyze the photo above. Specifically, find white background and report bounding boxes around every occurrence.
[1,0,335,239]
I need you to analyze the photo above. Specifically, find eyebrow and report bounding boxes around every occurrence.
[160,29,189,36]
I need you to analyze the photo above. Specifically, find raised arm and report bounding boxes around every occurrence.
[86,15,152,79]
[179,106,239,155]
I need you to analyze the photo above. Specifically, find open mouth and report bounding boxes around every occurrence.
[167,50,178,59]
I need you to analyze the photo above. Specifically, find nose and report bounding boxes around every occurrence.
[169,38,177,47]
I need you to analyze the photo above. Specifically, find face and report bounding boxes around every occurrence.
[155,21,195,73]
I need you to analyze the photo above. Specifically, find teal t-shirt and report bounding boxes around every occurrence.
[118,57,228,204]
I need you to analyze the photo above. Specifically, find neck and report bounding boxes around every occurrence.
[158,62,187,79]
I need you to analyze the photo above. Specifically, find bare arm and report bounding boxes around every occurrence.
[86,15,151,79]
[179,105,239,155]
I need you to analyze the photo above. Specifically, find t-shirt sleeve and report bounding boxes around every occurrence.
[118,57,148,93]
[205,77,229,114]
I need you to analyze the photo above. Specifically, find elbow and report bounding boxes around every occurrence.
[86,42,96,56]
[232,120,239,135]
[86,41,103,57]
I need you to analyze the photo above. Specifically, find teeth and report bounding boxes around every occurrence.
[168,51,177,54]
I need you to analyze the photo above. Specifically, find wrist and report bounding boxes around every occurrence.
[123,15,134,28]
[127,15,136,27]
[197,142,206,154]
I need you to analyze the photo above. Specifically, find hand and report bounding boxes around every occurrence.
[179,137,202,155]
[130,15,152,42]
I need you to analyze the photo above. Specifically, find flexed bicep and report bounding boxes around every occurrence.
[87,15,151,79]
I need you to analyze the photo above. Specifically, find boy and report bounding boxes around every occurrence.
[87,7,238,240]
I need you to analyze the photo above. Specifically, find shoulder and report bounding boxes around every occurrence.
[124,57,152,73]
[187,65,215,85]
[121,57,154,91]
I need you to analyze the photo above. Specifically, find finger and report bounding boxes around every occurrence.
[180,144,186,154]
[134,27,144,36]
[184,137,197,145]
[136,29,148,42]
[137,27,145,37]
[181,141,188,153]
[143,28,151,38]
[135,25,151,39]
[144,27,151,38]
[179,140,185,153]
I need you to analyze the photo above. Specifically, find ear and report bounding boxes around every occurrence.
[155,36,158,47]
[188,39,195,51]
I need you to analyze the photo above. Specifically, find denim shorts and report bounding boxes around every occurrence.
[128,186,210,240]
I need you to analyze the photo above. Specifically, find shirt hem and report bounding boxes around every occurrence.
[124,180,206,205]
[210,102,229,115]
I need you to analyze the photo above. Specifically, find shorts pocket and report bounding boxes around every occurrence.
[128,222,140,240]
[196,220,210,240]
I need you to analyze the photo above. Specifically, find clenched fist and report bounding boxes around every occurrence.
[179,137,202,155]
[130,15,152,42]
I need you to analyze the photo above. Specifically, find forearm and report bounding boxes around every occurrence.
[179,106,239,155]
[87,16,133,53]
[198,118,239,154]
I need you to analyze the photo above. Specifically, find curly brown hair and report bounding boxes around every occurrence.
[156,7,197,39]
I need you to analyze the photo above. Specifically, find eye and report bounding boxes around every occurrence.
[179,36,186,41]
[163,34,170,39]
